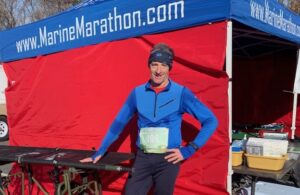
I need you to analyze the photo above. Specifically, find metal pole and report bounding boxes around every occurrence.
[291,93,298,140]
[292,49,300,140]
[226,20,233,195]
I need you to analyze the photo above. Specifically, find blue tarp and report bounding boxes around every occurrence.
[0,0,299,62]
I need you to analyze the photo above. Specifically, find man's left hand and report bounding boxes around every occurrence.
[165,149,184,164]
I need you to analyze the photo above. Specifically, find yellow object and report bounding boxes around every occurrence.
[245,153,287,171]
[232,151,244,166]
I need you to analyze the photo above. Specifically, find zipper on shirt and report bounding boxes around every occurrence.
[159,99,175,108]
[154,93,158,118]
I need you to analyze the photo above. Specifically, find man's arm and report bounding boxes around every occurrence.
[91,89,137,160]
[179,87,218,159]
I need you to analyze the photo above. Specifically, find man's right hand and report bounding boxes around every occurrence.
[79,155,101,164]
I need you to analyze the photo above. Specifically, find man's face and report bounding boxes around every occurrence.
[149,61,170,87]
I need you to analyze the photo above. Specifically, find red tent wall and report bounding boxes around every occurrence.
[4,22,229,195]
[233,50,298,137]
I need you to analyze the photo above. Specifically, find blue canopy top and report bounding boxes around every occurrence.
[0,0,299,62]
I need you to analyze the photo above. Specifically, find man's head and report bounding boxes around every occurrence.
[148,43,174,70]
[148,43,174,88]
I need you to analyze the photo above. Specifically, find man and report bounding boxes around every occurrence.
[80,43,218,195]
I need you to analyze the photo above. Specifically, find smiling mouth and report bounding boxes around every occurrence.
[154,76,163,80]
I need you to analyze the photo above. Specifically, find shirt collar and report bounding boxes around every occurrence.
[145,79,172,92]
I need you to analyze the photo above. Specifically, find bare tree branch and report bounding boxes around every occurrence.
[0,0,80,30]
[278,0,300,14]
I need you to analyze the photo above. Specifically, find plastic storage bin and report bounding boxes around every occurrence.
[245,153,287,171]
[246,137,288,157]
[245,181,300,195]
[232,151,244,166]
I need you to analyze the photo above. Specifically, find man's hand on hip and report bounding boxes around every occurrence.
[165,149,184,164]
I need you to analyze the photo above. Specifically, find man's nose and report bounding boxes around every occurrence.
[156,65,162,73]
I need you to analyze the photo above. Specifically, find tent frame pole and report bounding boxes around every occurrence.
[226,20,233,195]
[292,48,300,140]
[291,92,297,140]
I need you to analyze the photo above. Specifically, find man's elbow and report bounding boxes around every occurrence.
[212,115,218,130]
[204,115,218,133]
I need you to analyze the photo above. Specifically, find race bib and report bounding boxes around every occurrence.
[139,127,169,153]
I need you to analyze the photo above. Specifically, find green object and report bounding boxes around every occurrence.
[232,131,258,140]
[232,132,247,140]
[288,146,300,153]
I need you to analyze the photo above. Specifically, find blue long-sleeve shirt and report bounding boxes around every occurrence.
[92,80,218,160]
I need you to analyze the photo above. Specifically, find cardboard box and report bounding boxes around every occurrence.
[246,138,288,157]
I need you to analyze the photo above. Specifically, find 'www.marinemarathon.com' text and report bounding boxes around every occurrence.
[250,0,300,37]
[15,1,184,53]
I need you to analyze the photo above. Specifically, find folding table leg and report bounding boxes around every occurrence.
[251,176,258,195]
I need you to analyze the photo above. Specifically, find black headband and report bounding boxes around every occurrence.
[148,50,173,69]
